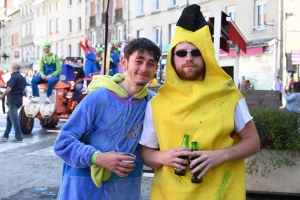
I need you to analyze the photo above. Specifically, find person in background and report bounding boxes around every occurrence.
[31,42,62,104]
[109,39,120,76]
[281,82,300,113]
[274,76,283,91]
[139,5,260,199]
[79,37,97,77]
[0,68,6,114]
[95,47,104,72]
[246,80,254,90]
[63,59,70,65]
[24,69,33,97]
[275,75,283,101]
[287,74,295,93]
[240,76,247,90]
[77,58,84,67]
[70,57,85,107]
[54,38,161,199]
[149,73,158,86]
[0,63,26,142]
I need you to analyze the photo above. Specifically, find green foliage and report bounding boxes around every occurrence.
[246,106,300,176]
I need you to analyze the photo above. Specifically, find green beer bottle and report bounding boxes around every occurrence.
[174,134,189,176]
[190,141,203,183]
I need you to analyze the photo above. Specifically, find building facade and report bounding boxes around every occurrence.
[0,0,299,87]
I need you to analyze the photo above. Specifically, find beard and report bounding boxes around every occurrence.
[174,63,205,81]
[136,81,147,86]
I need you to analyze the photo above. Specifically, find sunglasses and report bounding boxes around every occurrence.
[175,49,202,57]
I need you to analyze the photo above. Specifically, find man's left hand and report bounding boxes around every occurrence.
[46,75,52,80]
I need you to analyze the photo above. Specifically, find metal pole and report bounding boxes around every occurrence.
[213,9,222,63]
[103,0,110,75]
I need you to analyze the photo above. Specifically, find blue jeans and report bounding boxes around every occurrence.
[74,83,83,102]
[31,75,59,97]
[3,104,23,140]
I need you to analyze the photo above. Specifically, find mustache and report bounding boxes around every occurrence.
[135,72,150,77]
[182,62,198,68]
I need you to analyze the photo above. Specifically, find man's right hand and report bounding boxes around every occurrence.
[95,152,136,178]
[41,75,47,80]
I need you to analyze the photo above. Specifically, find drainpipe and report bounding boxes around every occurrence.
[282,0,287,87]
[42,0,48,41]
[83,0,86,37]
[126,0,129,38]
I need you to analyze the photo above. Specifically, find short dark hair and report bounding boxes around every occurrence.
[293,82,300,92]
[277,76,280,78]
[123,38,161,63]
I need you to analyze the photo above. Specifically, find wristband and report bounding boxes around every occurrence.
[92,151,100,164]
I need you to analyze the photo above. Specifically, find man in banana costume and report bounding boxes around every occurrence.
[140,4,260,200]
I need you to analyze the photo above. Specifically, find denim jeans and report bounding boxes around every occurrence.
[31,75,59,97]
[3,104,23,140]
[74,83,83,102]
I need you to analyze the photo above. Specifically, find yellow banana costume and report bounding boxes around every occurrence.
[151,4,244,200]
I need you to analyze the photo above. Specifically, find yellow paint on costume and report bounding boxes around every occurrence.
[150,5,245,200]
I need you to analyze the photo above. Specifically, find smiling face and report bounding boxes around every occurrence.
[121,50,158,87]
[172,42,205,81]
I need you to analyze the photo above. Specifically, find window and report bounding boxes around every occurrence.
[56,42,60,57]
[43,6,46,15]
[56,18,60,32]
[169,23,176,43]
[226,6,236,21]
[36,24,40,37]
[168,0,177,7]
[152,0,160,12]
[68,45,72,57]
[42,22,46,36]
[91,1,96,16]
[56,1,60,10]
[254,1,267,29]
[69,0,72,6]
[78,17,81,31]
[117,26,122,41]
[91,32,96,46]
[152,27,160,45]
[50,3,54,12]
[68,20,72,33]
[49,20,54,34]
[137,30,144,38]
[37,8,40,17]
[30,22,33,35]
[78,44,81,57]
[37,47,40,59]
[137,0,144,16]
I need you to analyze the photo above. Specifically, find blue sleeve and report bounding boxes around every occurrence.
[7,76,17,88]
[283,92,296,103]
[54,91,101,168]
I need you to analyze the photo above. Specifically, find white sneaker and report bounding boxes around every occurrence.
[31,96,40,103]
[45,97,51,104]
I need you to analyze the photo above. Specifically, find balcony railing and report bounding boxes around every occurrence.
[115,8,123,22]
[90,16,96,27]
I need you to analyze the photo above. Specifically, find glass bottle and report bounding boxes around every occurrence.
[190,141,203,183]
[174,134,189,176]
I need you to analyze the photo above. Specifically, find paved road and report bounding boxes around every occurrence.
[0,113,152,199]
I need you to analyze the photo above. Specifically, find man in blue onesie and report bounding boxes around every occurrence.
[54,37,161,200]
